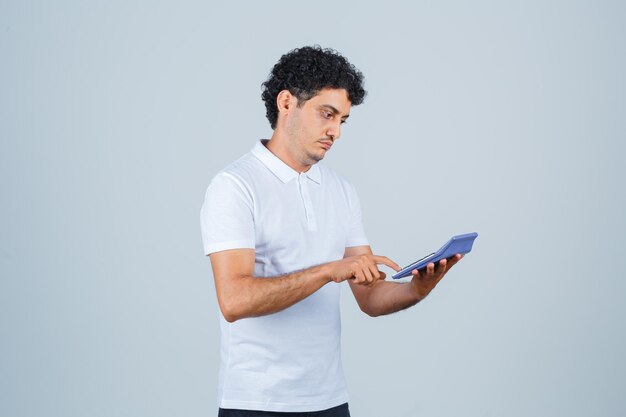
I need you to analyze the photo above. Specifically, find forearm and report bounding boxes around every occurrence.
[350,251,462,317]
[212,248,395,322]
[356,280,426,317]
[218,264,331,322]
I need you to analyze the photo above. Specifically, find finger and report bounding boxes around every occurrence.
[448,253,463,266]
[361,265,375,284]
[373,255,401,272]
[359,257,378,284]
[356,271,373,286]
[443,254,462,271]
[438,258,448,273]
[411,268,420,278]
[367,262,381,280]
[378,271,387,280]
[426,262,435,275]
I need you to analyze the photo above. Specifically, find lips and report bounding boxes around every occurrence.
[319,140,333,151]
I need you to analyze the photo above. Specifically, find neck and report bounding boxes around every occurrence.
[265,132,312,173]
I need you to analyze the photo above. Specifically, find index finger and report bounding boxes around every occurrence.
[372,255,401,272]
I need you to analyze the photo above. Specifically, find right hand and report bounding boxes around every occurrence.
[326,254,400,286]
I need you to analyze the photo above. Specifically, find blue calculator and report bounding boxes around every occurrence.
[392,232,478,279]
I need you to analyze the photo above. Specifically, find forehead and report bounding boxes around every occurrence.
[305,88,351,114]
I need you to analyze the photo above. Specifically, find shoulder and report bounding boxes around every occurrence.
[208,151,264,192]
[218,151,262,181]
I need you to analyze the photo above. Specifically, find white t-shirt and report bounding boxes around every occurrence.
[200,139,368,412]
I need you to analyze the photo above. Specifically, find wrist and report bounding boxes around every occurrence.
[410,277,430,301]
[316,262,334,284]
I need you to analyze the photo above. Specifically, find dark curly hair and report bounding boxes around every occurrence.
[261,45,366,129]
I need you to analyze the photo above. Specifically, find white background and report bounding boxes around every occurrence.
[2,1,625,416]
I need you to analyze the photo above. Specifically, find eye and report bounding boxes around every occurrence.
[321,111,332,119]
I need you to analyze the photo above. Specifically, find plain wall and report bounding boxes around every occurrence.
[1,1,625,416]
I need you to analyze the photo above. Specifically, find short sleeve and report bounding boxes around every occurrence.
[200,172,255,255]
[345,182,369,248]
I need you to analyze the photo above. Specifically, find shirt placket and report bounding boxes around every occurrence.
[297,173,317,231]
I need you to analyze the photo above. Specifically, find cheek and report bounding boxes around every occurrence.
[285,114,304,137]
[297,117,317,138]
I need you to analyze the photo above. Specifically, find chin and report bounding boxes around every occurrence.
[307,152,325,163]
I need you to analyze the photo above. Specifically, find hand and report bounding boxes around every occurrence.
[410,254,463,299]
[327,254,400,286]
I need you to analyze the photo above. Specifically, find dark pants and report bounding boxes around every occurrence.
[218,403,350,417]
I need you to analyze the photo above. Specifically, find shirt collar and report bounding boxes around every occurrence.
[251,139,322,184]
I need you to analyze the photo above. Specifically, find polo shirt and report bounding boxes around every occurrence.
[200,139,369,412]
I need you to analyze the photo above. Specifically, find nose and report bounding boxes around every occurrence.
[326,121,341,141]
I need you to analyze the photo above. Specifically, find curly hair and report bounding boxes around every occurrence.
[261,46,366,129]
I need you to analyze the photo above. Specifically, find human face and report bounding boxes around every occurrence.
[283,88,351,168]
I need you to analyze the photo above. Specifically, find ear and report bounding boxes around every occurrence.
[276,90,296,115]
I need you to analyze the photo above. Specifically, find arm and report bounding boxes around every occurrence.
[347,246,463,317]
[209,248,399,322]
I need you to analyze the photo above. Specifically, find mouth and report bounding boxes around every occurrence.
[318,140,333,151]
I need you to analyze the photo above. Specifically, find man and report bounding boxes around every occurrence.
[200,46,462,417]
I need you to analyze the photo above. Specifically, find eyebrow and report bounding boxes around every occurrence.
[321,105,350,119]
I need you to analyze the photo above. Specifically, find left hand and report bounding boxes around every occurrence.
[410,254,463,300]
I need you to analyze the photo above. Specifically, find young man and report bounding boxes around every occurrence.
[200,46,462,417]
